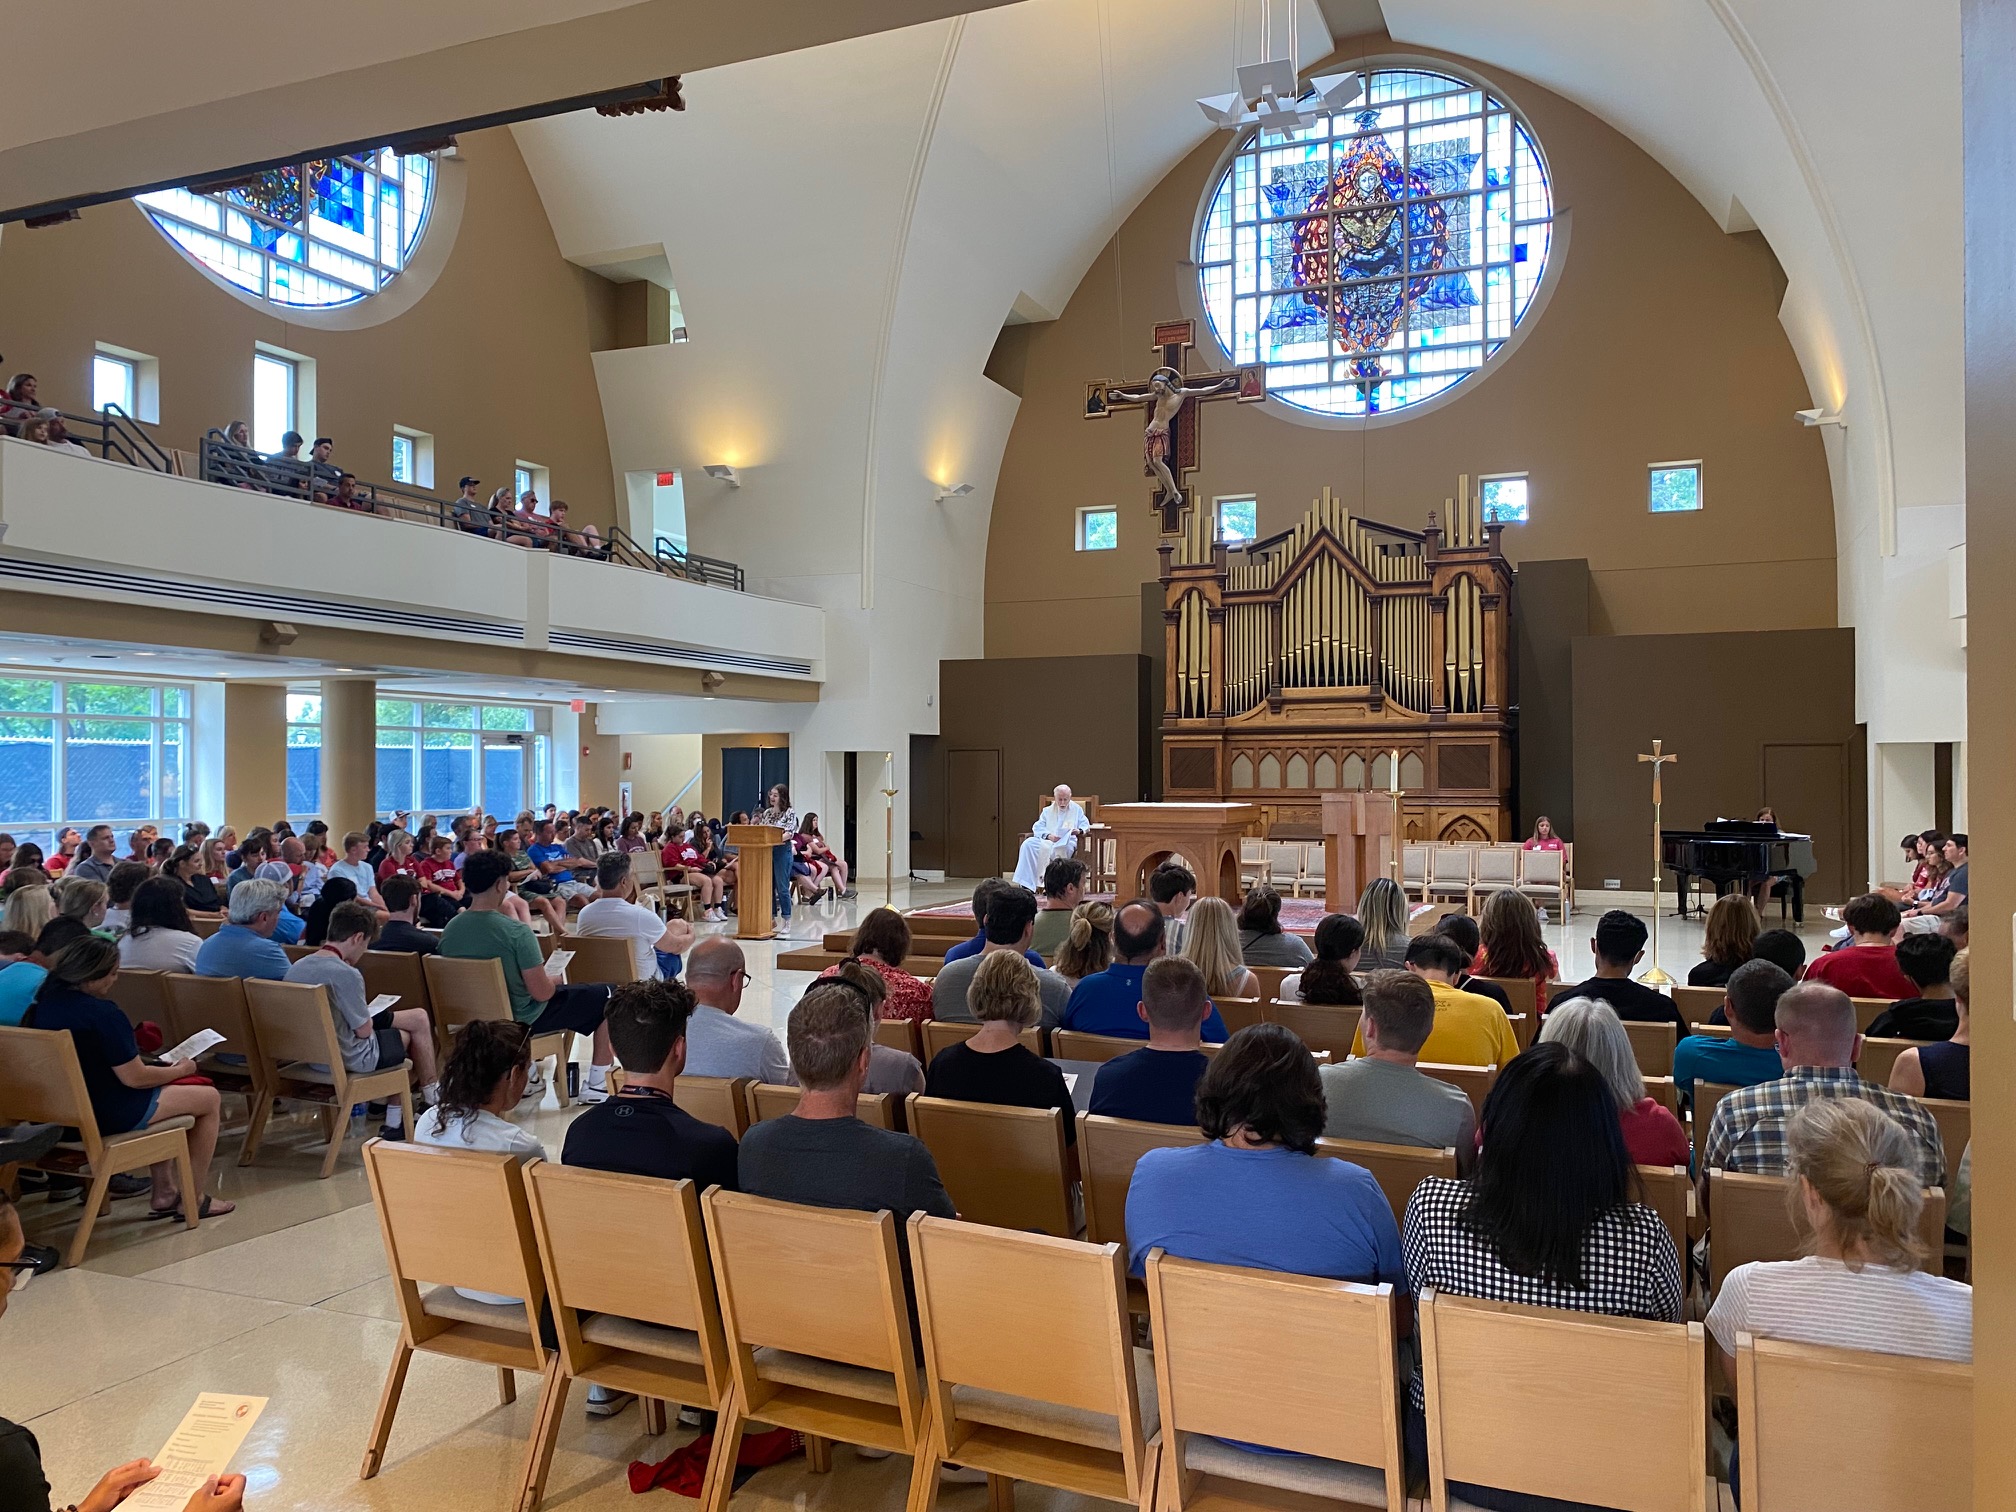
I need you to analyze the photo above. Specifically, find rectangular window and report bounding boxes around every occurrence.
[374,699,550,820]
[514,461,551,514]
[92,354,136,415]
[0,678,190,851]
[1076,506,1118,552]
[252,353,297,453]
[1480,473,1528,525]
[1216,495,1258,545]
[390,426,434,490]
[391,435,414,485]
[286,692,323,819]
[1649,461,1703,513]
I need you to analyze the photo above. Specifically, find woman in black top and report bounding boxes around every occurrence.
[924,950,1076,1171]
[170,843,223,917]
[1890,946,1971,1102]
[301,877,359,947]
[1687,894,1759,987]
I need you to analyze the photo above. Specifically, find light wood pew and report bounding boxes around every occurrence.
[551,932,642,986]
[0,1025,200,1267]
[1418,1061,1498,1119]
[1418,1290,1712,1512]
[1211,996,1266,1032]
[1078,1113,1206,1312]
[361,1141,549,1480]
[1264,1001,1362,1060]
[1054,1029,1220,1064]
[1733,1333,1971,1511]
[672,1075,751,1139]
[1854,1036,1931,1089]
[1671,986,1725,1031]
[243,979,415,1178]
[106,966,170,1031]
[1922,1097,1969,1185]
[1474,975,1540,1049]
[521,1163,733,1508]
[906,1095,1073,1237]
[873,1016,923,1060]
[1635,1164,1693,1272]
[744,1082,896,1131]
[1623,1020,1677,1078]
[1248,965,1292,1005]
[163,972,268,1141]
[1693,1081,1740,1152]
[1645,1076,1681,1120]
[700,1190,933,1512]
[1851,997,1898,1033]
[921,1020,1041,1061]
[908,1215,1156,1512]
[1315,1137,1458,1230]
[1146,1250,1407,1512]
[423,954,573,1107]
[1707,1170,1946,1290]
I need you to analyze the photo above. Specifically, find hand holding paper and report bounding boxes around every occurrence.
[157,1029,224,1064]
[120,1394,265,1512]
[544,949,575,979]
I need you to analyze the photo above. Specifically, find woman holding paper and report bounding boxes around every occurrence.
[24,937,235,1221]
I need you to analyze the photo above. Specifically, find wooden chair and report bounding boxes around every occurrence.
[1733,1333,1971,1511]
[188,914,223,938]
[1850,997,1897,1033]
[243,979,416,1179]
[1418,1061,1498,1119]
[281,943,315,963]
[1922,1098,1968,1183]
[1671,986,1725,1030]
[1473,843,1521,901]
[106,967,171,1031]
[553,932,642,987]
[423,954,573,1108]
[1315,1137,1457,1229]
[1264,1001,1362,1060]
[1635,1164,1692,1271]
[1298,843,1326,899]
[1424,846,1476,912]
[1145,1250,1406,1512]
[1211,996,1266,1032]
[1053,1029,1159,1065]
[1853,1037,1927,1089]
[1239,837,1270,889]
[1707,1170,1946,1289]
[1401,845,1430,903]
[744,1082,896,1130]
[1248,965,1293,1006]
[0,1025,199,1267]
[1473,974,1538,1047]
[1514,846,1569,917]
[908,1215,1156,1512]
[163,972,268,1143]
[1645,1076,1681,1119]
[361,950,433,1025]
[921,1019,1040,1061]
[521,1162,734,1508]
[874,1016,923,1060]
[361,1140,549,1481]
[1693,1081,1740,1151]
[1623,1020,1677,1078]
[907,1094,1074,1237]
[1077,1112,1207,1306]
[1688,1024,1734,1041]
[672,1075,751,1138]
[700,1190,933,1512]
[1418,1290,1711,1512]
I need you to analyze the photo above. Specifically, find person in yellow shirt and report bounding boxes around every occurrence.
[1351,933,1521,1067]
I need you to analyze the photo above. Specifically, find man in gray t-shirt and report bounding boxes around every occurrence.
[932,885,1070,1028]
[1320,970,1475,1167]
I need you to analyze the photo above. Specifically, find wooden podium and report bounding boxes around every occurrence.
[728,824,786,940]
[1095,802,1263,902]
[1323,791,1394,914]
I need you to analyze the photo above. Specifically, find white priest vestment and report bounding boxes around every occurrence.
[1012,800,1088,889]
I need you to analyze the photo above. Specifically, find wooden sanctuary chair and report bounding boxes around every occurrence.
[1077,1112,1206,1312]
[241,979,415,1178]
[554,932,641,987]
[1693,1081,1740,1151]
[1417,1290,1711,1512]
[873,1016,923,1060]
[1315,1137,1457,1231]
[1670,986,1725,1031]
[1264,1001,1362,1060]
[700,1190,933,1512]
[744,1082,897,1130]
[521,1162,734,1509]
[1247,965,1293,1005]
[106,967,170,1031]
[1922,1098,1969,1184]
[423,954,573,1107]
[1644,1076,1681,1120]
[360,1140,549,1481]
[1707,1170,1946,1290]
[672,1075,752,1139]
[281,943,315,963]
[906,1094,1074,1237]
[1211,996,1266,1032]
[360,949,433,1025]
[1473,974,1538,1029]
[921,1019,1041,1061]
[1400,845,1430,903]
[908,1214,1157,1512]
[1051,1029,1148,1064]
[1733,1333,1971,1512]
[1853,1036,1928,1089]
[1635,1164,1693,1272]
[0,1025,200,1267]
[1623,1020,1677,1078]
[1418,1061,1498,1120]
[1145,1250,1406,1512]
[162,972,268,1141]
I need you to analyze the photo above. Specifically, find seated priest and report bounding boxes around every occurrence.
[1011,784,1089,890]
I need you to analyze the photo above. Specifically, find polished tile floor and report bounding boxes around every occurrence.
[6,882,1837,1510]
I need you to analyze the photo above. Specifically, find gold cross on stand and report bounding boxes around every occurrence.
[1085,318,1266,535]
[1636,740,1679,987]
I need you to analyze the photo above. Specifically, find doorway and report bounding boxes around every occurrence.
[948,749,1001,878]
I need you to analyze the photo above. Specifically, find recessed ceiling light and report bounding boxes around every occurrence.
[134,651,156,657]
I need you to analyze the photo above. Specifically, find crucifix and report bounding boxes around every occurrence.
[1085,318,1266,534]
[1636,739,1678,987]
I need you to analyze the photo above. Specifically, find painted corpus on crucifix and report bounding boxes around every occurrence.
[1106,367,1243,509]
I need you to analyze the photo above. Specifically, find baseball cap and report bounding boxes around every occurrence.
[459,475,481,489]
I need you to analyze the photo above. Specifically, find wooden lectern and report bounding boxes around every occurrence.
[1095,802,1263,902]
[728,824,786,940]
[1323,791,1393,914]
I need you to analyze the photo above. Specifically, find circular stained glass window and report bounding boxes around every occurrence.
[137,149,436,309]
[1197,65,1554,418]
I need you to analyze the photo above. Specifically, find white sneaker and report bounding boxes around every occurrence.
[585,1386,635,1418]
[576,1079,612,1104]
[857,1446,894,1461]
[939,1466,988,1484]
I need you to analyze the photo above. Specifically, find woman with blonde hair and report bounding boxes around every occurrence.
[1,883,53,941]
[1706,1096,1971,1368]
[55,877,109,931]
[1538,998,1689,1166]
[1053,900,1114,983]
[1688,893,1759,988]
[922,949,1076,1168]
[1353,877,1410,971]
[1182,895,1260,998]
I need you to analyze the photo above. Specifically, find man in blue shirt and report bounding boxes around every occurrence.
[941,878,1045,968]
[1063,900,1228,1042]
[1123,1021,1405,1285]
[527,818,593,903]
[1089,956,1212,1125]
[0,918,92,1026]
[194,879,294,981]
[1672,957,1789,1108]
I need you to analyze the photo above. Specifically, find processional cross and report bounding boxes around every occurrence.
[1085,319,1266,534]
[1636,740,1679,987]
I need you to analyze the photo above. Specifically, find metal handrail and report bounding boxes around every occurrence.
[23,405,174,473]
[651,533,745,591]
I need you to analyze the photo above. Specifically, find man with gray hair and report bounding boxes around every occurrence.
[736,981,954,1222]
[1702,981,1945,1187]
[682,936,792,1085]
[193,878,293,980]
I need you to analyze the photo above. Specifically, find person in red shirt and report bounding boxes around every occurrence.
[413,833,465,928]
[662,826,726,921]
[1803,893,1916,1001]
[1538,998,1691,1167]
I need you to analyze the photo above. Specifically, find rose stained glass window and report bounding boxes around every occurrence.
[1198,66,1554,417]
[137,150,435,308]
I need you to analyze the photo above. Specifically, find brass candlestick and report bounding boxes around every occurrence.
[881,752,897,908]
[1636,739,1678,987]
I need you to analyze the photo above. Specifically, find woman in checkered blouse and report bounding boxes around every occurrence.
[1401,1042,1683,1511]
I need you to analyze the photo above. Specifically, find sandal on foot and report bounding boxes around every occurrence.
[147,1194,235,1222]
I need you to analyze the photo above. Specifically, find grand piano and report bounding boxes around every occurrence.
[1660,820,1818,922]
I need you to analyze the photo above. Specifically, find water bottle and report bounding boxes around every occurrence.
[350,1103,367,1140]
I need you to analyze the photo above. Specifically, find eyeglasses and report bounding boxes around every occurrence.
[1,1259,38,1292]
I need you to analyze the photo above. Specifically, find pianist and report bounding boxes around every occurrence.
[1546,910,1688,1032]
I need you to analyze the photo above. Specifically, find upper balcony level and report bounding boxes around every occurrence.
[0,435,824,691]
